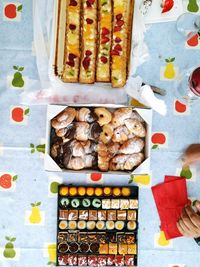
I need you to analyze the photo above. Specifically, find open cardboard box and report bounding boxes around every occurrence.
[45,104,152,175]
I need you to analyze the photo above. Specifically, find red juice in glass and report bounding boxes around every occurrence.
[189,67,200,97]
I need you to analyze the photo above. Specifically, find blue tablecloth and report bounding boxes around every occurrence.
[0,1,200,267]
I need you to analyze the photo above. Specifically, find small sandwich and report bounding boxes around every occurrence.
[62,0,81,82]
[79,0,97,83]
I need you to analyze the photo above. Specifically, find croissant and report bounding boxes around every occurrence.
[75,122,90,141]
[119,137,144,154]
[70,140,85,157]
[76,108,97,123]
[51,107,76,130]
[67,157,85,170]
[111,108,132,128]
[124,119,146,138]
[112,125,129,143]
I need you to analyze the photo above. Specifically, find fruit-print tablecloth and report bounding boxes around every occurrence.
[0,1,200,267]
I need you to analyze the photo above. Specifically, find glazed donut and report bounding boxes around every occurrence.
[99,124,113,144]
[51,107,76,130]
[111,107,132,128]
[94,108,112,126]
[119,137,145,154]
[124,119,146,138]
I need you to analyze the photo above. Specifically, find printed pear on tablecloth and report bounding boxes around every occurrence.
[3,3,22,22]
[12,66,25,88]
[176,165,197,181]
[48,175,63,197]
[154,231,173,248]
[160,57,179,81]
[30,143,46,154]
[25,202,45,225]
[0,172,18,191]
[3,236,16,259]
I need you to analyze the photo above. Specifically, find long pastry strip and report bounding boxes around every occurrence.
[79,0,97,83]
[111,0,130,88]
[126,0,134,78]
[96,0,112,82]
[62,0,81,82]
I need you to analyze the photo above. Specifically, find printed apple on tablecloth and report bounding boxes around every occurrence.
[10,106,29,124]
[151,132,168,149]
[3,3,22,22]
[174,99,190,115]
[87,173,104,184]
[0,173,17,191]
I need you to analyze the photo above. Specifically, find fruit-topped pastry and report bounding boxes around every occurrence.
[62,0,81,82]
[96,0,112,82]
[79,0,97,83]
[111,0,131,88]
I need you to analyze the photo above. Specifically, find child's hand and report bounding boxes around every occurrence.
[182,144,200,166]
[177,201,200,238]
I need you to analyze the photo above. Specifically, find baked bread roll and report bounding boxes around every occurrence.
[96,0,112,82]
[79,0,97,83]
[62,0,81,82]
[111,0,131,88]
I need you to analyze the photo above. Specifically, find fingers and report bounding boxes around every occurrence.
[182,144,200,165]
[195,201,200,213]
[184,205,200,228]
[177,205,200,238]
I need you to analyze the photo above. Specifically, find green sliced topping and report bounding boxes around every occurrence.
[113,76,118,81]
[68,70,75,76]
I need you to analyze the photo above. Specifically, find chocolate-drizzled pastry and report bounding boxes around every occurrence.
[62,144,73,168]
[76,107,98,123]
[90,122,102,140]
[51,128,63,145]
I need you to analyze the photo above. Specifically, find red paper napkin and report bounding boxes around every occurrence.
[152,176,190,240]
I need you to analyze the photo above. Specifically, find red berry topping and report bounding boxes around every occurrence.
[101,37,110,44]
[102,27,110,35]
[66,61,75,67]
[100,56,108,64]
[88,0,95,3]
[86,18,93,24]
[111,50,120,56]
[83,57,91,70]
[115,37,122,43]
[69,24,76,30]
[86,1,92,7]
[85,50,92,56]
[116,13,122,20]
[114,44,122,51]
[114,26,121,32]
[116,20,124,27]
[69,53,77,60]
[69,0,78,6]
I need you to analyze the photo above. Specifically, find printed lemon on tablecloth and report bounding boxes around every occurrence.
[129,174,151,187]
[3,2,22,21]
[154,231,173,248]
[151,132,168,149]
[87,173,104,184]
[0,172,17,191]
[25,202,45,225]
[174,100,190,115]
[10,106,30,124]
[48,175,63,197]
